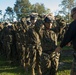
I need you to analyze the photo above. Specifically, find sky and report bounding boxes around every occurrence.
[0,0,62,16]
[29,0,62,14]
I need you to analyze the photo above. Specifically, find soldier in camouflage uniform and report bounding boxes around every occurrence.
[24,15,38,71]
[14,22,22,64]
[29,15,37,29]
[55,17,66,41]
[15,17,27,65]
[0,22,3,55]
[20,17,28,67]
[25,19,43,75]
[40,16,60,75]
[2,23,16,61]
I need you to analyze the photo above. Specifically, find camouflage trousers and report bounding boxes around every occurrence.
[25,45,42,75]
[16,42,23,64]
[21,44,26,67]
[30,46,42,75]
[5,42,12,60]
[70,51,76,75]
[41,51,60,75]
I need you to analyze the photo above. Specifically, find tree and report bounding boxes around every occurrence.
[14,0,31,20]
[5,7,14,22]
[45,8,51,14]
[0,10,2,15]
[59,0,76,22]
[0,10,2,22]
[31,3,46,14]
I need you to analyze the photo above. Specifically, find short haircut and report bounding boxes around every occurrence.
[71,7,76,12]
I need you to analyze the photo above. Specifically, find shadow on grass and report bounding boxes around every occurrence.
[0,55,31,75]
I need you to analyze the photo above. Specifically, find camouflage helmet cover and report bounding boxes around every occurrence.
[44,16,53,23]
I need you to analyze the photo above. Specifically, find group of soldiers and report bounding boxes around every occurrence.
[0,13,67,75]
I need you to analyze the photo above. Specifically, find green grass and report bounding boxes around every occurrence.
[0,55,31,75]
[57,70,70,75]
[57,46,73,75]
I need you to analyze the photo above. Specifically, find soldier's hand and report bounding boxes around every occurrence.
[66,42,71,46]
[55,46,61,53]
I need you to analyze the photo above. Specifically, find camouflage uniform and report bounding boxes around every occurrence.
[20,20,27,67]
[39,16,60,75]
[33,19,60,75]
[0,26,3,55]
[40,53,51,75]
[15,22,22,64]
[1,25,8,57]
[55,18,66,41]
[40,28,60,75]
[2,25,16,60]
[26,20,43,75]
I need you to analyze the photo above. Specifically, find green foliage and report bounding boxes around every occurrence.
[31,3,46,14]
[14,0,49,19]
[57,70,70,75]
[5,7,14,21]
[14,0,31,19]
[0,10,2,15]
[0,55,31,75]
[58,0,76,23]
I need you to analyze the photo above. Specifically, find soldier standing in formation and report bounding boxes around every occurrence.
[40,15,60,75]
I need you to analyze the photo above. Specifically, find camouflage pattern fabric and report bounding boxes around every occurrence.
[26,27,42,75]
[0,28,3,55]
[42,29,57,52]
[41,27,60,75]
[15,31,22,64]
[1,26,16,60]
[40,53,51,75]
[40,51,60,75]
